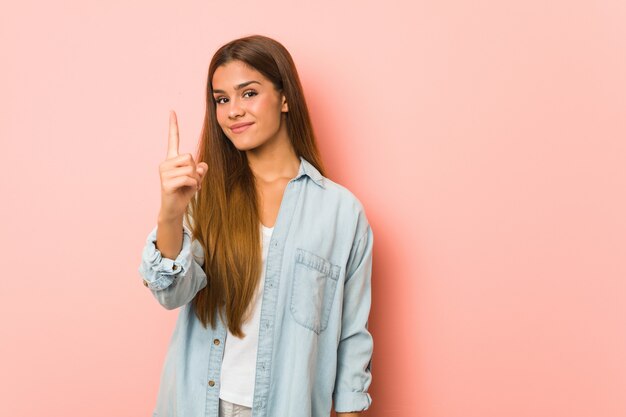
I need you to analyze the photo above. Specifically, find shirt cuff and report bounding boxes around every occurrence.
[333,391,372,413]
[138,224,194,291]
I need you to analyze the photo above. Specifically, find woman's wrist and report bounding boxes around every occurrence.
[157,210,183,227]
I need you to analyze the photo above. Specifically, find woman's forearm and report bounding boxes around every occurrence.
[156,213,184,260]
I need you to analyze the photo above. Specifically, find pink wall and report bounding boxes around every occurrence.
[1,1,624,416]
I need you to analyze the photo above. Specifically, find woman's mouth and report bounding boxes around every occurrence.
[230,122,254,133]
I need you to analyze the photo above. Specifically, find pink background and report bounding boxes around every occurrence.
[1,1,624,416]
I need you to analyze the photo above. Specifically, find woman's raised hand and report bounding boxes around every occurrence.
[159,110,208,223]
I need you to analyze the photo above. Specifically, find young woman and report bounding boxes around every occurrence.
[139,35,374,417]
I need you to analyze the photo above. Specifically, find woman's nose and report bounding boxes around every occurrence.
[228,99,244,119]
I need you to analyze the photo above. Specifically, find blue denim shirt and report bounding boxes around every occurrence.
[138,156,374,417]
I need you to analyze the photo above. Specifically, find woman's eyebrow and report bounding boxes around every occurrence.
[212,80,261,94]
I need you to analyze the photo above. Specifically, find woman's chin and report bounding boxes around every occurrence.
[231,140,260,152]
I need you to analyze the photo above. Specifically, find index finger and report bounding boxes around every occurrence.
[167,110,180,159]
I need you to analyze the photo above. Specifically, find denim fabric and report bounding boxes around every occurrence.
[139,156,374,417]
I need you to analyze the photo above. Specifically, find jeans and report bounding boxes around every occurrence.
[219,398,252,417]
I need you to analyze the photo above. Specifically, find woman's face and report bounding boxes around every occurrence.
[212,60,289,152]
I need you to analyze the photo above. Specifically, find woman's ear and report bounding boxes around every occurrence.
[281,95,288,112]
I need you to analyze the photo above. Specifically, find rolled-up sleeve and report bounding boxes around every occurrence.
[138,224,207,310]
[333,225,374,413]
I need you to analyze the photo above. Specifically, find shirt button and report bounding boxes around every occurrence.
[213,339,220,345]
[143,280,149,287]
[208,380,215,387]
[173,264,178,270]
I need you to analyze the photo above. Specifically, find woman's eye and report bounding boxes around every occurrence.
[214,90,258,104]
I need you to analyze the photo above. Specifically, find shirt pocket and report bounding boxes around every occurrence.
[290,248,341,334]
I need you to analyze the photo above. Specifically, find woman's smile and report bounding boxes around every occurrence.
[230,122,255,133]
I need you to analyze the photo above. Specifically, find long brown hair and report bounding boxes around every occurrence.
[184,35,326,337]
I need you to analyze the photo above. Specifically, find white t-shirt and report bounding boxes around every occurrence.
[219,223,274,407]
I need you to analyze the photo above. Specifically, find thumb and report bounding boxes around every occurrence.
[198,162,209,179]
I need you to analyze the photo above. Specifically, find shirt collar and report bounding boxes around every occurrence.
[293,156,326,189]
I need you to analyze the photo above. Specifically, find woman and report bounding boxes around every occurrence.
[139,34,374,417]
